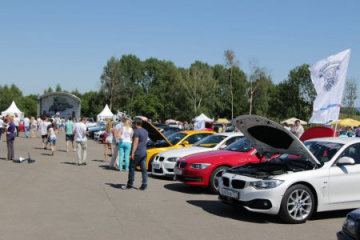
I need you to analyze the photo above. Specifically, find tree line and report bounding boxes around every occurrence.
[0,50,357,122]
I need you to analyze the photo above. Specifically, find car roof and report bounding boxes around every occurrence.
[179,130,216,134]
[305,137,360,145]
[214,132,243,137]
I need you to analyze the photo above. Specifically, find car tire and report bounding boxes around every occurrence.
[147,155,156,172]
[279,184,315,224]
[209,166,229,194]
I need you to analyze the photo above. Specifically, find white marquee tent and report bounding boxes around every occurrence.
[193,113,213,130]
[97,104,114,121]
[1,101,24,118]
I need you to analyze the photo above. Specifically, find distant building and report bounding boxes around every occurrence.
[37,92,81,120]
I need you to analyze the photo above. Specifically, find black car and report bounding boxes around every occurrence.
[337,209,360,240]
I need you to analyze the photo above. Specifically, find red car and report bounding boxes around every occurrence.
[175,126,336,194]
[174,138,262,194]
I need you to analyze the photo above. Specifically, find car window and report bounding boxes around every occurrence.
[304,141,344,163]
[167,132,187,145]
[184,133,212,144]
[224,137,253,152]
[339,144,360,164]
[194,134,227,148]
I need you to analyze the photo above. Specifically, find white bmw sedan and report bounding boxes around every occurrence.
[219,115,360,224]
[152,132,243,177]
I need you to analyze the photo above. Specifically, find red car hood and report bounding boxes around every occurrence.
[182,149,255,163]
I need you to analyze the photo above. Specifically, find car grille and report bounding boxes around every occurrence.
[154,168,163,174]
[155,156,165,162]
[223,177,230,187]
[231,180,246,189]
[179,162,187,168]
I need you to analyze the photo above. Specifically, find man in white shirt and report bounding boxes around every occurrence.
[23,116,30,138]
[292,120,304,139]
[73,117,87,165]
[40,117,51,149]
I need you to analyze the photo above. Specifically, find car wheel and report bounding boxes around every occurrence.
[279,184,315,224]
[209,166,229,194]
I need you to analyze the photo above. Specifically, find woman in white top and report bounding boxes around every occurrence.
[117,119,133,171]
[104,120,113,163]
[47,122,57,156]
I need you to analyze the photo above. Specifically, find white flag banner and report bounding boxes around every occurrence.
[309,49,351,124]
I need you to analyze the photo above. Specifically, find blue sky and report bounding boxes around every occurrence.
[0,0,359,103]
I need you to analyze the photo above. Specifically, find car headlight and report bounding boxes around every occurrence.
[343,217,357,237]
[190,163,211,170]
[249,180,284,189]
[167,157,180,162]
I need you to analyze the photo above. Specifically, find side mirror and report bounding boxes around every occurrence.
[337,156,356,166]
[182,141,190,146]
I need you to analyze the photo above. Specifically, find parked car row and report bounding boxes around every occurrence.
[142,115,360,228]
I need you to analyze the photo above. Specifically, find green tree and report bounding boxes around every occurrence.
[55,84,62,92]
[224,49,240,119]
[0,84,23,111]
[100,56,121,110]
[44,87,53,94]
[342,78,358,117]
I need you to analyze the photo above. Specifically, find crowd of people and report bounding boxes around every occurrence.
[1,115,149,191]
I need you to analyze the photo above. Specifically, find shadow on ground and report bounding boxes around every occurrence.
[105,183,139,190]
[92,159,105,162]
[98,165,119,171]
[61,162,78,165]
[187,200,279,224]
[164,183,212,195]
[310,209,351,221]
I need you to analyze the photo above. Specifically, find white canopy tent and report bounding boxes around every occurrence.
[280,117,307,125]
[97,104,114,122]
[1,101,24,118]
[193,113,214,130]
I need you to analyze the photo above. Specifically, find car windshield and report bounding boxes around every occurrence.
[194,135,227,148]
[166,132,187,145]
[224,137,253,152]
[275,141,344,164]
[163,129,179,137]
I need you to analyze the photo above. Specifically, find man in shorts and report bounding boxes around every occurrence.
[65,117,75,152]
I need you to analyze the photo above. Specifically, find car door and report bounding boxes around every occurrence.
[329,143,360,204]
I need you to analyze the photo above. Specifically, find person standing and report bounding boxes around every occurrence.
[40,117,51,149]
[0,117,4,141]
[292,120,304,139]
[118,119,133,171]
[6,116,16,160]
[13,114,20,137]
[47,122,57,156]
[104,120,113,163]
[23,115,30,138]
[123,118,149,190]
[65,117,75,152]
[74,117,87,166]
[30,116,37,138]
[109,118,125,169]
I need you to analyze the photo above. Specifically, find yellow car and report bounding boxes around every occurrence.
[141,121,215,170]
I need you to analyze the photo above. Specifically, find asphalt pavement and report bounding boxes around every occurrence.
[0,131,348,240]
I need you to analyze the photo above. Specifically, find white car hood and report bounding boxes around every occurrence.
[158,146,212,158]
[233,115,321,166]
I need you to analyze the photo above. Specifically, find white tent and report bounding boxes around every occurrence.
[280,117,307,125]
[1,101,24,118]
[193,113,213,130]
[97,104,114,122]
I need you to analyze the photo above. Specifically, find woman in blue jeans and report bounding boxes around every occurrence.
[118,119,133,171]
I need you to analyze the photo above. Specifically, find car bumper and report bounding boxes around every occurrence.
[336,230,355,240]
[152,161,176,177]
[175,167,210,187]
[218,180,285,214]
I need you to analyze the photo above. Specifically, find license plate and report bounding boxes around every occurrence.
[152,163,161,169]
[174,168,182,175]
[221,188,239,199]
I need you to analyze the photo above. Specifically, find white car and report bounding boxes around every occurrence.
[219,115,360,224]
[152,132,244,177]
[94,130,105,142]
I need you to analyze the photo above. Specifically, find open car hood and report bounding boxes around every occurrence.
[233,115,321,166]
[141,120,172,146]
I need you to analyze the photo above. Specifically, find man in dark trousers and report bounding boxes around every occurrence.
[123,118,149,190]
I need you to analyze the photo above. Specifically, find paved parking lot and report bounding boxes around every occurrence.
[0,131,348,240]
